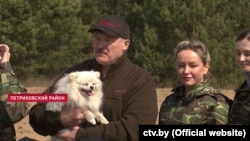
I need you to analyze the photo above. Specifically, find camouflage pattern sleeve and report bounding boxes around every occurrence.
[229,82,250,124]
[0,62,30,123]
[0,62,31,141]
[159,85,231,125]
[196,93,231,124]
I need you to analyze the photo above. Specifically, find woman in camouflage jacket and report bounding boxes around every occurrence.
[229,30,250,124]
[159,40,232,125]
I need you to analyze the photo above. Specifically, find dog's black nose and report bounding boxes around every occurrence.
[90,86,94,90]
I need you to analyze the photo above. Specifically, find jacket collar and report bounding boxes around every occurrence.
[172,83,214,101]
[92,54,128,79]
[235,80,250,93]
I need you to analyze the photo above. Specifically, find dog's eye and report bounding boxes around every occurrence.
[80,83,88,86]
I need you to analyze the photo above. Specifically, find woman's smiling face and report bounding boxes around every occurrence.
[235,39,250,73]
[176,49,209,92]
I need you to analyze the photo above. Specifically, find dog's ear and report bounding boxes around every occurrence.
[94,71,100,78]
[68,72,78,81]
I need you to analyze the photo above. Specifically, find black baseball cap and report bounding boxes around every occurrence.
[88,15,130,39]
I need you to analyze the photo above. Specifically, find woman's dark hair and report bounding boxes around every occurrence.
[236,30,250,42]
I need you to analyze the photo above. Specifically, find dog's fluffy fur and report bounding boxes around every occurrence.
[46,71,108,141]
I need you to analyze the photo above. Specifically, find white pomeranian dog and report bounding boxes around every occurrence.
[46,70,109,141]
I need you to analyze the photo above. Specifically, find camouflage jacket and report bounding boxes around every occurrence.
[228,81,250,124]
[0,62,30,141]
[159,84,232,125]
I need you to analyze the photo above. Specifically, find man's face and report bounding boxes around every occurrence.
[92,31,130,66]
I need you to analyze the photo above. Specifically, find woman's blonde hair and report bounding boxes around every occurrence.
[174,40,211,65]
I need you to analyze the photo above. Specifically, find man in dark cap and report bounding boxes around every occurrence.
[29,15,158,141]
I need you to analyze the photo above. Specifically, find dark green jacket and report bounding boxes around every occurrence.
[228,81,250,124]
[159,84,231,125]
[29,55,158,141]
[0,62,29,141]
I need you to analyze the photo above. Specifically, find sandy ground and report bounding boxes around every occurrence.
[14,87,235,141]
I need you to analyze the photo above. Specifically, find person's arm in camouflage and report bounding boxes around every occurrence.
[0,44,29,123]
[209,93,232,124]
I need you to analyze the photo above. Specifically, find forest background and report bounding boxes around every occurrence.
[1,0,249,88]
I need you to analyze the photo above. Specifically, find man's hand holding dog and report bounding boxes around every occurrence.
[56,126,79,141]
[60,104,87,127]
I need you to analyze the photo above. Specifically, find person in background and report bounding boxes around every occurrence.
[0,44,29,141]
[228,30,250,124]
[29,15,158,141]
[159,40,231,125]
